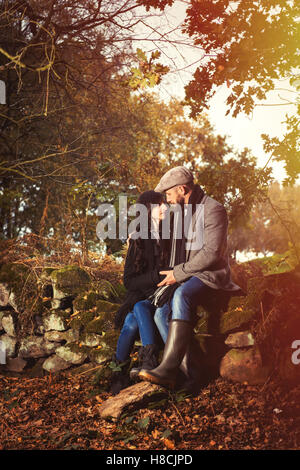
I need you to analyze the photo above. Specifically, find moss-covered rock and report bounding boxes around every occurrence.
[68,310,95,330]
[44,330,67,343]
[220,295,255,334]
[252,269,300,369]
[50,265,91,300]
[230,260,263,293]
[112,282,127,302]
[85,301,119,334]
[219,270,286,335]
[70,300,119,334]
[85,315,112,334]
[0,263,41,314]
[0,264,51,338]
[95,300,121,314]
[42,354,71,373]
[220,268,300,336]
[19,335,57,358]
[230,247,299,287]
[44,329,79,343]
[40,267,56,282]
[220,266,300,381]
[73,291,103,314]
[192,266,299,383]
[194,290,233,335]
[55,343,88,364]
[220,346,270,385]
[43,310,71,331]
[100,329,119,350]
[80,332,102,347]
[93,279,125,302]
[88,330,119,364]
[225,331,255,348]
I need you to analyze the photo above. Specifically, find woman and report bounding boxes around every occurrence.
[110,190,169,395]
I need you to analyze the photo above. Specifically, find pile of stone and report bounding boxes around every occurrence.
[0,261,298,388]
[195,267,300,386]
[0,264,122,374]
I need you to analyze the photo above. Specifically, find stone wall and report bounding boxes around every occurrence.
[0,262,299,386]
[192,265,300,386]
[0,264,122,374]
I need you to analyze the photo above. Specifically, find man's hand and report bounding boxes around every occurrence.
[157,270,176,286]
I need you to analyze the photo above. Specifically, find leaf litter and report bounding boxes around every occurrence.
[0,372,299,450]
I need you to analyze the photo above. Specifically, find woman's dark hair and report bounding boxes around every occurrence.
[131,190,169,273]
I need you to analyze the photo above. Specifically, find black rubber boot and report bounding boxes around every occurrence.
[109,356,131,396]
[138,320,193,389]
[177,337,205,394]
[130,344,159,380]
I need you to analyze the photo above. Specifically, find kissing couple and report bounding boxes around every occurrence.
[110,166,240,395]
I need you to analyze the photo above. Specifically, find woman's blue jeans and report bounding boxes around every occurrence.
[154,276,215,343]
[116,277,214,360]
[115,301,158,362]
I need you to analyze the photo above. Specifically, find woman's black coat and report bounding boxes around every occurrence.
[114,237,163,330]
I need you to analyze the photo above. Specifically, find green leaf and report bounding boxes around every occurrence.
[131,67,143,78]
[108,361,122,372]
[148,74,158,87]
[125,416,135,424]
[148,398,167,409]
[137,416,150,429]
[136,48,147,61]
[122,434,138,444]
[175,390,191,402]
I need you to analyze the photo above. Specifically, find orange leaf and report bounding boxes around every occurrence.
[163,438,175,450]
[152,430,160,440]
[34,419,44,426]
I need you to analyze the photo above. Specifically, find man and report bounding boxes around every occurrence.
[138,166,240,391]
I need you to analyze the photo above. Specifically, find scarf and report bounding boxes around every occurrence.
[149,184,205,307]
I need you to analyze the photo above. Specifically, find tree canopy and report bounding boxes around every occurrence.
[182,0,300,183]
[3,0,297,259]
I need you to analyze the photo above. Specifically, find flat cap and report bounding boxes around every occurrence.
[154,166,194,192]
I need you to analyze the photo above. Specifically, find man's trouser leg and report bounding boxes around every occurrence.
[139,277,213,389]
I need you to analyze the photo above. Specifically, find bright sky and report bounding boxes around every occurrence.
[134,0,298,184]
